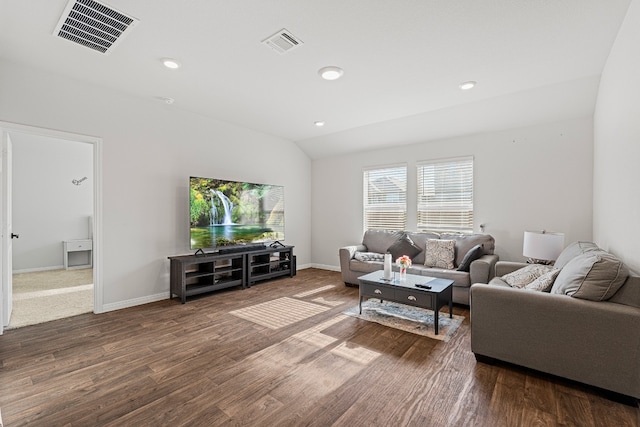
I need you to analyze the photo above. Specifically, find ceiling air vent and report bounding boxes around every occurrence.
[53,0,139,54]
[262,29,303,54]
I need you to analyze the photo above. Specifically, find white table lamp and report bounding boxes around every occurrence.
[523,230,565,264]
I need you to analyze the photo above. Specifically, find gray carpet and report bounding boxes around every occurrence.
[343,299,464,342]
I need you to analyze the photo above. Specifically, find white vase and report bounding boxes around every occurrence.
[383,253,392,280]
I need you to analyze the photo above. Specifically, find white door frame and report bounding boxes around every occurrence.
[0,122,103,334]
[1,132,13,332]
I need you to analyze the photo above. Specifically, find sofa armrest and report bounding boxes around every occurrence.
[339,245,366,284]
[470,284,640,398]
[494,261,528,277]
[469,254,499,284]
[339,245,366,263]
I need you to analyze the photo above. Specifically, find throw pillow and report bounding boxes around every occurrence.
[424,239,456,269]
[456,244,484,272]
[551,251,629,301]
[524,268,560,292]
[354,252,385,262]
[387,234,422,260]
[553,241,601,269]
[502,264,553,288]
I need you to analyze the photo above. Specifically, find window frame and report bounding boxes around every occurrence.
[362,164,407,232]
[416,156,474,233]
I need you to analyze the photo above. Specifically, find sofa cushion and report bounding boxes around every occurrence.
[609,276,640,308]
[387,234,422,260]
[457,244,484,272]
[354,252,385,262]
[551,252,629,301]
[524,268,560,292]
[349,259,385,274]
[553,241,600,269]
[488,277,511,287]
[425,239,455,269]
[440,233,495,267]
[502,264,553,288]
[362,230,403,254]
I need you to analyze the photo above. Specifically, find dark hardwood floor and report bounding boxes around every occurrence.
[1,268,638,426]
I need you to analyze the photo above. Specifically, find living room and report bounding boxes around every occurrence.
[0,0,639,425]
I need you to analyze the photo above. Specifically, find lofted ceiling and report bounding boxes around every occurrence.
[0,0,632,158]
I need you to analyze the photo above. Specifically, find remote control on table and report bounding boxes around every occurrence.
[415,284,432,289]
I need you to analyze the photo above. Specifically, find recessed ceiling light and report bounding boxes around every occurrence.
[318,66,344,81]
[162,58,181,69]
[459,81,477,90]
[314,121,325,127]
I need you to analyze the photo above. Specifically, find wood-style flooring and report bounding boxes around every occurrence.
[1,268,638,426]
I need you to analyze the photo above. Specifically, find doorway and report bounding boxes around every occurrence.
[0,122,102,334]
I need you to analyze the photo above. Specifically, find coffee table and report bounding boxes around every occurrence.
[357,270,454,335]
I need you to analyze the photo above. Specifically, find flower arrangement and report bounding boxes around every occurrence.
[396,255,412,270]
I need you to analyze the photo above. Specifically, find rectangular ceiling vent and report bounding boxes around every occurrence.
[53,0,139,54]
[262,29,303,54]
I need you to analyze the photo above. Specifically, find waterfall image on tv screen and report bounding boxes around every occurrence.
[189,177,285,249]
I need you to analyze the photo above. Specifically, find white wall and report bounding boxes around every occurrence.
[312,117,594,269]
[593,0,640,273]
[0,59,311,310]
[12,134,93,271]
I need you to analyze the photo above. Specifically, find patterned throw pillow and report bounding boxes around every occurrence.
[424,239,456,269]
[524,268,560,292]
[354,252,385,262]
[502,264,553,288]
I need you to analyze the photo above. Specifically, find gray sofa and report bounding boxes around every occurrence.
[471,241,640,399]
[339,230,498,305]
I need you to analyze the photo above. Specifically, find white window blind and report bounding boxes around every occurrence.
[363,165,407,231]
[417,157,473,233]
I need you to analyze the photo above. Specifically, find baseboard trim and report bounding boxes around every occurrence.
[100,292,170,313]
[13,265,65,274]
[309,263,340,272]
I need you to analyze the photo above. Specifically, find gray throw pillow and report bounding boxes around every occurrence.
[387,234,422,260]
[553,241,600,269]
[456,244,483,272]
[551,252,629,301]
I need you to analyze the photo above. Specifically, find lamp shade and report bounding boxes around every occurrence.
[523,231,565,261]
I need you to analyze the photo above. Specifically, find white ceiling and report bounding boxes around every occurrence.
[0,0,631,158]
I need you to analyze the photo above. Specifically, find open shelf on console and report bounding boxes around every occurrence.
[169,252,245,303]
[247,246,294,287]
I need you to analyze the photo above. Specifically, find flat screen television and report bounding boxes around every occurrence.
[189,176,285,250]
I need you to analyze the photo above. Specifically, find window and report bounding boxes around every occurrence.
[417,157,473,233]
[363,165,407,231]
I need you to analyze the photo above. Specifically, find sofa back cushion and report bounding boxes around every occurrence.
[553,241,600,269]
[440,233,495,267]
[551,251,629,301]
[609,275,640,308]
[406,232,440,264]
[362,230,403,254]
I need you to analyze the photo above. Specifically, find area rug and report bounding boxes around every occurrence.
[343,299,464,342]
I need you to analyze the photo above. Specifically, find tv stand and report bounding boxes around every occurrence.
[168,245,295,303]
